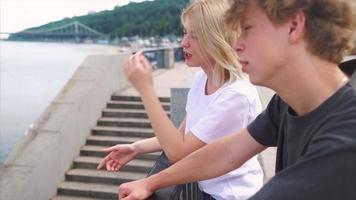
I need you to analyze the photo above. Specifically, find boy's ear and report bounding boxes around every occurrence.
[288,10,306,44]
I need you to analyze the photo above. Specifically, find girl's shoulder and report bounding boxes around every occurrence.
[221,77,260,102]
[193,69,206,82]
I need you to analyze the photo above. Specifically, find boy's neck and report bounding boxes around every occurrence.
[272,56,348,116]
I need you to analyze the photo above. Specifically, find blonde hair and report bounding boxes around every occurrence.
[225,0,356,64]
[182,0,243,85]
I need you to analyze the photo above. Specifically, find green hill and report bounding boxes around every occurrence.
[26,0,189,39]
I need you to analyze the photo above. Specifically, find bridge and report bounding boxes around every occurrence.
[8,21,107,43]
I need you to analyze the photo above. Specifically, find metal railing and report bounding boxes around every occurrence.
[147,153,204,200]
[135,46,183,70]
[174,47,184,62]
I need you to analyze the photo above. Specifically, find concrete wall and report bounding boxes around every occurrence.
[0,53,130,200]
[170,88,189,127]
[164,48,175,69]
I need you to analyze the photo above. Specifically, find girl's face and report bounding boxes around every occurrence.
[181,19,210,68]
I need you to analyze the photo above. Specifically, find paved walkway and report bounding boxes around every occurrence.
[117,62,200,97]
[118,62,276,182]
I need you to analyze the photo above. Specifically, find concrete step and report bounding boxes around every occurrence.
[65,169,146,185]
[97,117,152,128]
[102,108,170,119]
[57,181,117,199]
[86,135,145,146]
[52,95,170,200]
[102,108,148,119]
[92,126,155,137]
[106,101,170,111]
[80,145,161,160]
[73,156,155,173]
[111,95,170,103]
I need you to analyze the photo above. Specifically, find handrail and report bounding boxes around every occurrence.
[146,153,184,200]
[146,152,204,200]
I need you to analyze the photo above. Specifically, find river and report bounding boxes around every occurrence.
[0,41,120,164]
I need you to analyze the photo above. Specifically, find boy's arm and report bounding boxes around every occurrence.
[119,128,267,200]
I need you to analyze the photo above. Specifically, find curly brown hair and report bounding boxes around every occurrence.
[225,0,356,64]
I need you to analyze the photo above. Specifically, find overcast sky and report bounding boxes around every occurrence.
[0,0,146,33]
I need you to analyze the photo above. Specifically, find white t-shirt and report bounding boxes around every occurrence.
[185,70,263,200]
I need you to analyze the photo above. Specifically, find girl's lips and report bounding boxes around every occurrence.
[184,52,192,60]
[239,60,248,65]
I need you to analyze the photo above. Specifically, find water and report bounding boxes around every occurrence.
[0,41,119,164]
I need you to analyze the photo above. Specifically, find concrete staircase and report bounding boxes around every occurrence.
[51,95,170,200]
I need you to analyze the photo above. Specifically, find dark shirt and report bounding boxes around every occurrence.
[248,83,356,200]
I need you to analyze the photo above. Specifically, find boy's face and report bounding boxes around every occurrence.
[233,6,290,86]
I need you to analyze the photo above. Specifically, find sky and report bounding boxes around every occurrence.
[0,0,146,36]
